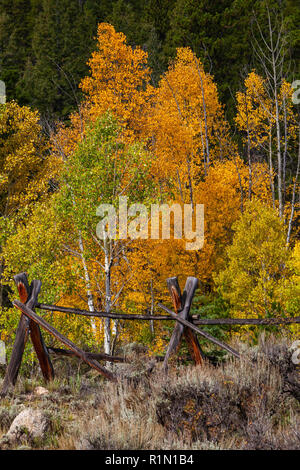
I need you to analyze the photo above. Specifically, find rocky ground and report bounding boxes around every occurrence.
[0,335,299,450]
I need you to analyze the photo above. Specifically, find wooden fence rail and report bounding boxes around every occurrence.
[36,303,300,325]
[1,272,299,395]
[36,303,172,321]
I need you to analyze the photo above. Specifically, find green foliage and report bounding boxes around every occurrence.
[0,100,54,308]
[0,216,14,247]
[190,293,232,362]
[215,199,292,319]
[56,113,155,244]
[2,198,67,303]
[0,101,48,219]
[0,0,37,105]
[19,0,98,118]
[1,113,156,350]
[279,241,300,319]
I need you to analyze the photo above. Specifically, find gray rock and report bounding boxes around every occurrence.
[75,437,95,450]
[5,408,49,442]
[122,342,147,355]
[34,386,49,397]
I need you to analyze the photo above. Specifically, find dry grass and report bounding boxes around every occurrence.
[0,334,299,450]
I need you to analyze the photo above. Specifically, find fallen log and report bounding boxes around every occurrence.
[13,300,117,382]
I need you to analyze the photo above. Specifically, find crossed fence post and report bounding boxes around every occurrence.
[2,273,54,395]
[1,273,116,395]
[163,277,205,372]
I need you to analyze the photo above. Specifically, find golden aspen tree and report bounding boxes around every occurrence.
[0,101,57,218]
[52,22,154,163]
[80,23,154,142]
[0,101,59,308]
[236,71,298,226]
[215,199,290,320]
[147,47,233,203]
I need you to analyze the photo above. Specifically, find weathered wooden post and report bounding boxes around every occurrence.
[1,273,54,395]
[163,276,205,372]
[13,300,117,382]
[159,302,240,359]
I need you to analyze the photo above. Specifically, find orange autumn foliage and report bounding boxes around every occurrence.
[80,23,154,142]
[52,23,154,160]
[146,47,234,198]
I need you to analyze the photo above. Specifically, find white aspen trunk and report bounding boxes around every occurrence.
[232,155,244,213]
[287,127,300,244]
[186,154,194,212]
[78,231,96,332]
[194,55,210,167]
[268,122,276,208]
[274,96,283,218]
[199,73,210,168]
[103,231,111,356]
[244,92,252,200]
[111,320,119,357]
[198,119,207,176]
[268,11,283,218]
[282,96,288,210]
[150,278,155,336]
[69,184,96,332]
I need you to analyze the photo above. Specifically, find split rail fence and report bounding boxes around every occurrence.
[1,272,299,394]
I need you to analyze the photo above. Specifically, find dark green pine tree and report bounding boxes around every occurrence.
[105,0,176,85]
[163,0,256,121]
[0,0,119,116]
[276,0,300,79]
[0,0,39,103]
[143,0,176,83]
[163,0,300,122]
[19,0,102,119]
